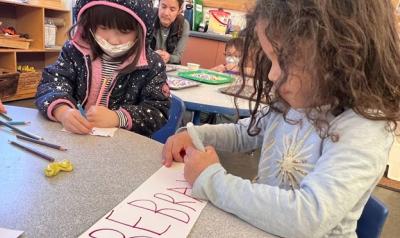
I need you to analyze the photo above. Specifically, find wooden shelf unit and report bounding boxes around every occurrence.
[0,0,71,101]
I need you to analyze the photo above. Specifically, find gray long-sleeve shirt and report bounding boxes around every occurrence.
[154,19,190,64]
[190,108,392,237]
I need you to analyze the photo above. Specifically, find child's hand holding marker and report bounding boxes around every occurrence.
[186,123,205,152]
[183,146,220,186]
[183,123,220,185]
[162,122,206,167]
[162,129,195,167]
[162,122,220,185]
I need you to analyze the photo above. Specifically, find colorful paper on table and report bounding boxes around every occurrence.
[0,228,24,238]
[79,163,207,238]
[177,69,234,84]
[61,127,118,137]
[167,75,200,90]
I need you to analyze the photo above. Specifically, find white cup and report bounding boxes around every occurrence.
[187,63,200,70]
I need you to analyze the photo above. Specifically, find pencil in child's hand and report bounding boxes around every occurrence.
[77,102,86,118]
[16,134,67,151]
[0,120,43,140]
[9,140,55,162]
[0,112,12,121]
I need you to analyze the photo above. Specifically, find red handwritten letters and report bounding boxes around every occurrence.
[80,164,207,238]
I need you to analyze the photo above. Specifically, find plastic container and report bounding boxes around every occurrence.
[208,9,231,35]
[184,4,194,31]
[44,23,57,47]
[187,63,200,70]
[193,0,203,31]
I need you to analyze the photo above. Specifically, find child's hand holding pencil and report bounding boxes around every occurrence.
[86,105,119,128]
[54,104,93,135]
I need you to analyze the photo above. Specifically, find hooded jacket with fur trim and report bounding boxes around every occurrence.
[36,0,170,136]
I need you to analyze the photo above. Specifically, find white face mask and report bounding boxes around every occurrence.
[225,56,240,65]
[91,30,135,58]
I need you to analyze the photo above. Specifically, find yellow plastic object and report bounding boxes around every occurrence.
[44,159,74,177]
[17,65,36,72]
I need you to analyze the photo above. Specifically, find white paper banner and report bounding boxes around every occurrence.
[0,228,24,238]
[79,163,207,238]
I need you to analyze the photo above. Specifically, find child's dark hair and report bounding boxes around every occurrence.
[68,5,144,65]
[225,37,244,54]
[239,0,400,137]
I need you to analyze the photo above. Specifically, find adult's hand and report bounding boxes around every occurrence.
[156,50,171,63]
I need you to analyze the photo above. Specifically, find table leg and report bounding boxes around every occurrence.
[193,111,201,125]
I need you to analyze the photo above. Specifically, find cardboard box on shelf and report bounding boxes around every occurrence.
[0,35,33,50]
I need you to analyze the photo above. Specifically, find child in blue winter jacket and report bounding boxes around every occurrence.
[162,0,400,237]
[36,0,170,136]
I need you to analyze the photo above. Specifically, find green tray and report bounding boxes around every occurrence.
[177,69,234,84]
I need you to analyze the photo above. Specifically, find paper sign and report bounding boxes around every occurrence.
[0,228,24,238]
[62,127,118,137]
[79,163,207,238]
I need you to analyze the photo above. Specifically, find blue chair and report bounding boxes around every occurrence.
[152,95,185,144]
[356,196,389,238]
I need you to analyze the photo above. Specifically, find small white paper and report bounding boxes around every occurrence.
[90,127,118,137]
[79,163,207,238]
[62,127,118,137]
[0,228,24,238]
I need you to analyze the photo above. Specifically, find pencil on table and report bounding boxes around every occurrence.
[9,140,55,162]
[0,120,43,140]
[0,112,12,121]
[16,135,67,151]
[8,121,30,126]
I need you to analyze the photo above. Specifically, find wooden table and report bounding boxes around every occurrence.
[0,106,272,237]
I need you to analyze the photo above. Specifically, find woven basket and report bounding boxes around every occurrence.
[5,71,41,101]
[0,69,19,99]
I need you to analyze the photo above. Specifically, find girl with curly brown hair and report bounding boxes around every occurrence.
[162,0,400,237]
